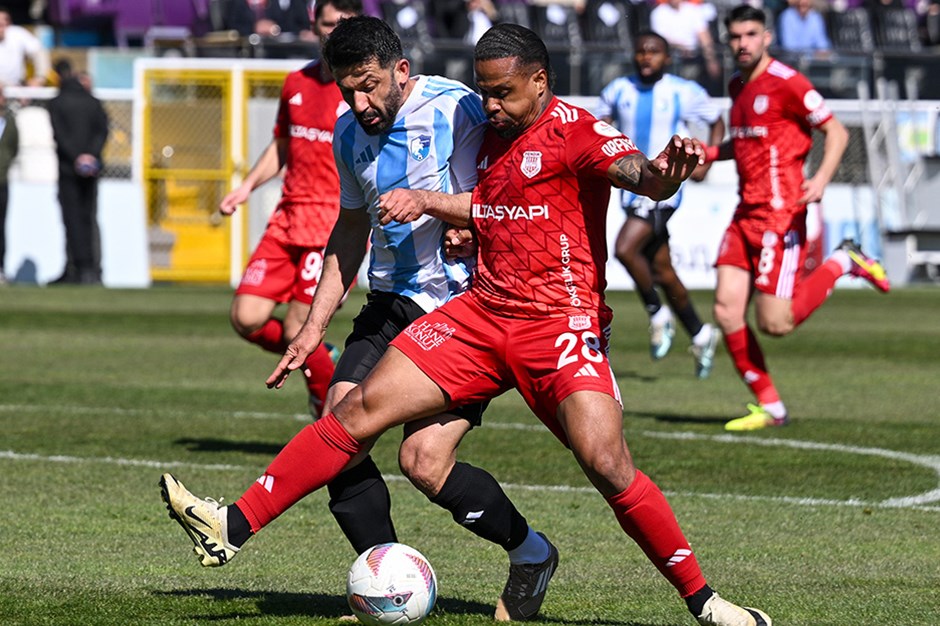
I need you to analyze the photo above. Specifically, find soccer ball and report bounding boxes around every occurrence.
[346,543,438,626]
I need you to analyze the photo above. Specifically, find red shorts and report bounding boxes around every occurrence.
[390,293,622,447]
[235,232,324,305]
[715,212,807,298]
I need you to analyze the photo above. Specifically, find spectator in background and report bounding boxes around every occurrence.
[650,0,722,94]
[48,59,109,286]
[428,0,496,43]
[465,0,497,43]
[778,0,831,53]
[926,0,940,45]
[226,0,315,40]
[0,6,50,86]
[0,83,17,286]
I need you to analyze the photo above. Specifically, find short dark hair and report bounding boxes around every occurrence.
[474,23,555,89]
[53,58,73,78]
[634,30,670,55]
[313,0,362,22]
[725,4,767,29]
[322,15,402,73]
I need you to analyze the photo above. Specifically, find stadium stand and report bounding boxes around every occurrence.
[828,7,876,53]
[873,5,922,51]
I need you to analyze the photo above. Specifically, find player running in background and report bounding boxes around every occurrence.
[596,31,725,377]
[161,22,772,626]
[168,16,557,621]
[704,5,889,431]
[218,0,361,418]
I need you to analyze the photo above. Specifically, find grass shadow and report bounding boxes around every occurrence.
[174,437,284,456]
[156,588,497,620]
[626,410,727,426]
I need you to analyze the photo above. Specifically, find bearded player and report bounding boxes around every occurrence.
[703,5,889,431]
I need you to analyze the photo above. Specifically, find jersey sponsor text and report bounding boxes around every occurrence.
[472,203,549,221]
[290,124,334,143]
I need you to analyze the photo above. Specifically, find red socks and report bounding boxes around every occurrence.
[304,344,336,418]
[236,413,362,532]
[245,318,287,354]
[724,325,780,405]
[791,258,843,327]
[607,471,707,597]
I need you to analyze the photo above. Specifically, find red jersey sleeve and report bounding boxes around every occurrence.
[563,115,639,180]
[784,71,832,130]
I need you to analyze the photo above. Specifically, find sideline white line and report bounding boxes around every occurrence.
[2,404,938,511]
[1,447,938,514]
[642,431,940,508]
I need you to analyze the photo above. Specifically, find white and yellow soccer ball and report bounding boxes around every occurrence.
[346,543,438,626]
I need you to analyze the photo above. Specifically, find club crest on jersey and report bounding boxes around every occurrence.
[568,315,591,331]
[409,135,432,162]
[592,120,621,138]
[520,151,542,178]
[753,95,769,115]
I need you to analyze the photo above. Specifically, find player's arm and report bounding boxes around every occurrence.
[800,116,849,204]
[377,190,472,227]
[690,115,726,182]
[267,207,371,389]
[219,138,287,215]
[607,135,705,201]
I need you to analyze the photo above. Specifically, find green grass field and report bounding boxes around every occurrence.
[1,284,938,626]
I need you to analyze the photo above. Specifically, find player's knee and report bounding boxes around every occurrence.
[757,316,794,337]
[712,301,739,332]
[229,302,265,338]
[229,312,256,338]
[580,447,632,485]
[652,265,675,285]
[615,239,641,265]
[398,442,447,497]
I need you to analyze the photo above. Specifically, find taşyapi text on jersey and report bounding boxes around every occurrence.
[729,125,768,139]
[289,124,334,143]
[471,203,549,221]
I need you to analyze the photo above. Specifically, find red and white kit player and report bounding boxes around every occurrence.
[161,24,771,626]
[220,1,359,416]
[705,5,889,432]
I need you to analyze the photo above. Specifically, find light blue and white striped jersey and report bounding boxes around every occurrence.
[334,75,487,312]
[595,73,720,210]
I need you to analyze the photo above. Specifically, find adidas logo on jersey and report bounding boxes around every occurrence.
[477,155,488,170]
[289,92,302,106]
[355,145,375,165]
[574,363,600,378]
[551,102,579,123]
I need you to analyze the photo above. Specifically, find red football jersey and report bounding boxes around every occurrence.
[268,61,346,247]
[728,59,832,224]
[470,98,639,319]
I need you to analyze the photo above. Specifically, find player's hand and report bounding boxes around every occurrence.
[444,227,477,259]
[219,185,252,215]
[798,176,827,205]
[378,188,428,225]
[266,326,324,389]
[649,135,705,184]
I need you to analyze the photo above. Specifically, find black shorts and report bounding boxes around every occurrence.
[332,291,485,426]
[625,201,677,261]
